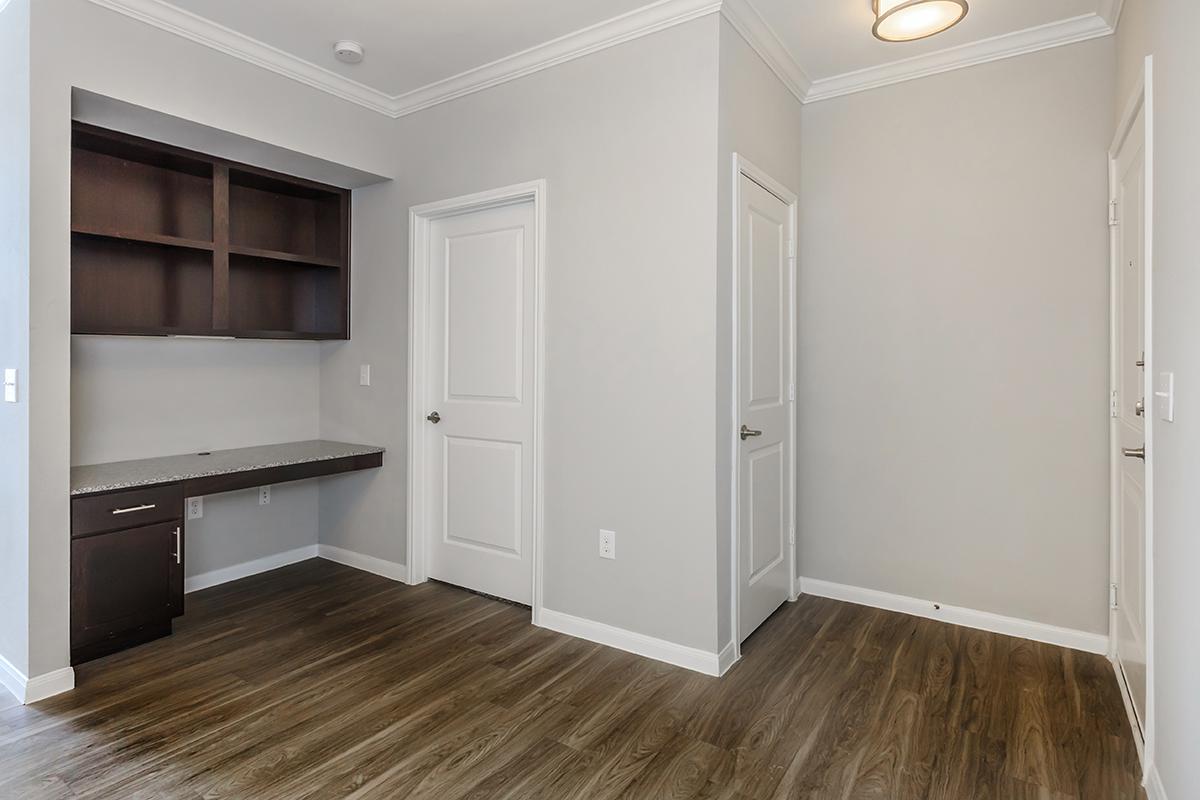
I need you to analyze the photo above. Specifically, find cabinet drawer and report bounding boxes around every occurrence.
[72,484,184,537]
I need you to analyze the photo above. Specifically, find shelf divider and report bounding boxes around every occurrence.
[212,165,231,331]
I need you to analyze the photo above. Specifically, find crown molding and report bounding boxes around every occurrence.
[86,0,399,115]
[1097,0,1126,29]
[86,0,723,119]
[391,0,722,117]
[719,0,811,102]
[85,0,1119,115]
[805,13,1115,103]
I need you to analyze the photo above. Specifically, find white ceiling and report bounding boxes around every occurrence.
[95,0,1122,113]
[753,0,1102,81]
[165,0,651,97]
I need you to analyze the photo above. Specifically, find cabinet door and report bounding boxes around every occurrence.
[71,520,182,649]
[169,524,185,618]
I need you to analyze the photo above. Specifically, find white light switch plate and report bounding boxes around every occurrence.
[3,369,16,403]
[259,485,271,505]
[1156,372,1175,422]
[360,364,371,386]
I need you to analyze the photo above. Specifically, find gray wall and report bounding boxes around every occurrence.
[797,39,1115,635]
[22,0,396,678]
[1117,1,1200,795]
[714,17,803,650]
[0,0,31,677]
[320,16,726,652]
[71,338,322,578]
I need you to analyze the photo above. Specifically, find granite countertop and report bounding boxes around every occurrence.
[71,440,385,496]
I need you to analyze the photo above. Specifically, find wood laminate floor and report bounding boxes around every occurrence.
[0,559,1142,799]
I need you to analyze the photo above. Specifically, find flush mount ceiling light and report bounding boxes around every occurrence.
[873,0,968,42]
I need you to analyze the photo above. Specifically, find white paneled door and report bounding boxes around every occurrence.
[737,170,794,643]
[425,200,535,604]
[1113,103,1148,739]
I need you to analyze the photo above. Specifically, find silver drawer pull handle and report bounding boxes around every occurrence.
[112,503,156,515]
[173,527,181,565]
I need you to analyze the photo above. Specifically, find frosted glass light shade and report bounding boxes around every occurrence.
[873,0,968,42]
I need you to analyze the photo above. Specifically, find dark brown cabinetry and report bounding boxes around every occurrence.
[70,485,184,665]
[71,123,351,340]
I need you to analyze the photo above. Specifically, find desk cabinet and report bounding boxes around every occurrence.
[69,441,384,665]
[70,486,184,665]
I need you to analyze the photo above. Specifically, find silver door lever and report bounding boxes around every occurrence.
[740,425,763,441]
[426,411,441,424]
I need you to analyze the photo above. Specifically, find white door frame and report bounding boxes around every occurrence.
[729,154,798,664]
[406,180,548,622]
[1108,56,1153,773]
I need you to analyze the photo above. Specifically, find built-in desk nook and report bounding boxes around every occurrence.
[64,101,391,671]
[69,441,384,665]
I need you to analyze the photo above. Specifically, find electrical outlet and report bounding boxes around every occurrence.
[360,364,371,386]
[599,529,616,560]
[259,485,271,505]
[187,496,203,520]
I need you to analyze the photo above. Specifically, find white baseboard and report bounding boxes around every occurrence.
[0,655,25,703]
[537,608,724,676]
[184,544,408,594]
[317,544,409,584]
[1144,764,1167,800]
[797,577,1109,655]
[185,544,319,593]
[716,639,739,675]
[0,655,74,705]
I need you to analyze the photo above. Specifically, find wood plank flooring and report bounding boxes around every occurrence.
[0,559,1142,799]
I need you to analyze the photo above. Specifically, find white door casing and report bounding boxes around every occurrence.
[733,156,797,647]
[1109,57,1153,766]
[408,182,546,610]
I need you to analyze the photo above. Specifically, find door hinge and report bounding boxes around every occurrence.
[1109,200,1119,227]
[788,383,795,402]
[788,525,795,545]
[1110,583,1119,610]
[1111,390,1120,418]
[788,239,796,260]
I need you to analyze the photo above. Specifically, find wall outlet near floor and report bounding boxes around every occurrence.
[599,529,616,560]
[187,496,203,520]
[259,485,271,505]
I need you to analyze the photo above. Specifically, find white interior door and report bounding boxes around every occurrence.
[425,200,535,604]
[1113,104,1148,737]
[737,171,794,643]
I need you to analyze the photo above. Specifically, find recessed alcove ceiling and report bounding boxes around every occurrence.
[87,0,1125,113]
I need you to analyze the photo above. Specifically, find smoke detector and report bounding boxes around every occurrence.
[333,41,365,64]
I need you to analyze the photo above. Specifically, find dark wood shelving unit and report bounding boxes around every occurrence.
[71,123,351,340]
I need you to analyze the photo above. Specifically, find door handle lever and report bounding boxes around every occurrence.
[426,411,441,424]
[740,425,763,441]
[1122,446,1145,460]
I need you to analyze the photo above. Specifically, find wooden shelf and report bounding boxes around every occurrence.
[72,225,215,253]
[229,244,341,268]
[71,123,350,341]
